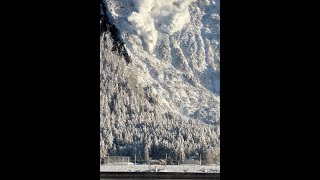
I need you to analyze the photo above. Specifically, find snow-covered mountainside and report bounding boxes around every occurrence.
[100,0,220,164]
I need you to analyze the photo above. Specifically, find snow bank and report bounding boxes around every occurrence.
[128,0,195,50]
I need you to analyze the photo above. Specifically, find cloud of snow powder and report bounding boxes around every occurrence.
[128,0,195,50]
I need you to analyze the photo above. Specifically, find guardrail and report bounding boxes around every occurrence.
[100,172,220,179]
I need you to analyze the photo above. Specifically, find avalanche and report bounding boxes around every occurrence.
[100,0,220,165]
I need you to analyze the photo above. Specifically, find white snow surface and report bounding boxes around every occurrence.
[100,164,220,173]
[106,0,220,124]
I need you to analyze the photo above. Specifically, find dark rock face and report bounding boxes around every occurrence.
[100,0,131,64]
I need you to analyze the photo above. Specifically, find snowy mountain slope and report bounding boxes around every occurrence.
[100,0,220,163]
[100,30,220,163]
[105,0,220,125]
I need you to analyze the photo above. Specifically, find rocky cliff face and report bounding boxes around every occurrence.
[100,0,220,163]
